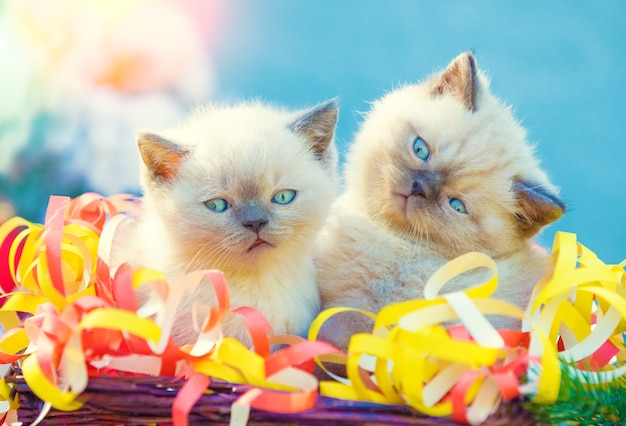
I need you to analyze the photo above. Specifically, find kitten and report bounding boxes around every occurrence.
[116,99,339,346]
[315,52,565,352]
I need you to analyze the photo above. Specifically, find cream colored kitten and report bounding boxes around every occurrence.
[315,52,565,351]
[117,99,339,346]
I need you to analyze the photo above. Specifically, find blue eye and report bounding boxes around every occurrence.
[449,198,467,214]
[204,198,229,213]
[412,136,430,161]
[272,189,296,205]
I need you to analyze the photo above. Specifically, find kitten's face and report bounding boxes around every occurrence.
[344,52,564,258]
[138,101,338,276]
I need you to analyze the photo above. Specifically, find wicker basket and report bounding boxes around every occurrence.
[5,366,535,426]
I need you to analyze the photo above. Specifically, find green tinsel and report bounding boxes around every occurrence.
[524,363,626,425]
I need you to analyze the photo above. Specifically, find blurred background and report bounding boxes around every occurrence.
[0,0,623,263]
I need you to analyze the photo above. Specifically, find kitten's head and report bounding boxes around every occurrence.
[343,52,565,258]
[137,99,338,276]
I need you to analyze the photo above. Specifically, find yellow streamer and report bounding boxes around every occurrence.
[1,193,625,426]
[312,233,626,423]
[528,232,626,404]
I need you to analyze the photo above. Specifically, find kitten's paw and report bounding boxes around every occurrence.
[316,310,374,353]
[314,311,374,379]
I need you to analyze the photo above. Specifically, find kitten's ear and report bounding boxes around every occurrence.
[431,51,479,112]
[289,99,338,160]
[513,179,566,236]
[137,132,189,182]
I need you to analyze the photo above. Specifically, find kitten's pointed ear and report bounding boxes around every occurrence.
[431,51,479,112]
[513,179,566,236]
[137,132,189,182]
[289,99,339,160]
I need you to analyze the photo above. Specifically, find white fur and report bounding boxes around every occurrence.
[314,53,563,352]
[115,101,338,345]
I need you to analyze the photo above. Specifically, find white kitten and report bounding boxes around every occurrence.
[315,52,565,352]
[116,100,339,346]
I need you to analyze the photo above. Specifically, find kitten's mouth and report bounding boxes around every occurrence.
[393,193,410,212]
[248,239,271,252]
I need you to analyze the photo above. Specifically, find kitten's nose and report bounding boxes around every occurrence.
[239,203,269,233]
[411,172,440,199]
[243,218,268,233]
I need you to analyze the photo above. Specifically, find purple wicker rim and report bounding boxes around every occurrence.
[5,367,535,425]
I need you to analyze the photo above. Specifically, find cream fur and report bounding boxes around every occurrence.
[115,100,338,346]
[315,52,564,351]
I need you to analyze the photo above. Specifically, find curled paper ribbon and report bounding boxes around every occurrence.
[0,193,141,310]
[2,193,625,426]
[526,231,626,404]
[0,194,343,426]
[311,232,626,425]
[311,252,529,425]
[67,192,141,233]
